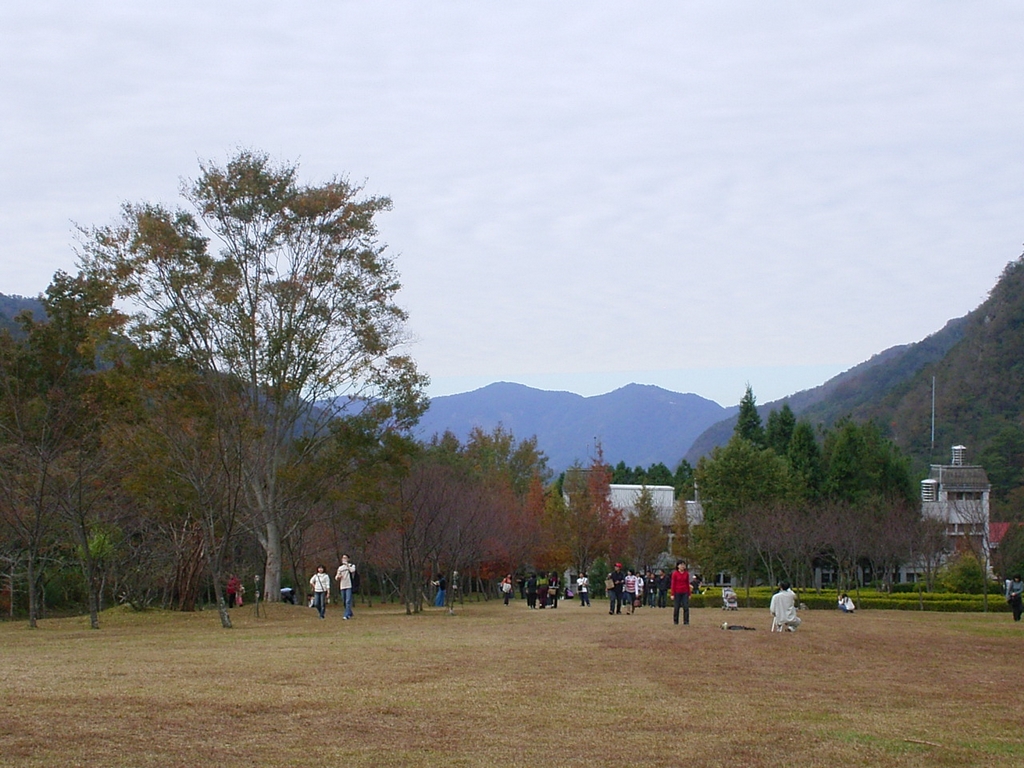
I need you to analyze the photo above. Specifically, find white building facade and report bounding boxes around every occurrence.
[607,484,676,526]
[920,445,990,559]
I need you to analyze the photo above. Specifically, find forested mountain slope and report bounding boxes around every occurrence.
[686,255,1024,507]
[0,293,44,336]
[863,257,1024,493]
[684,315,967,463]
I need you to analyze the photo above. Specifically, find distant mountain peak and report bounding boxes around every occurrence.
[417,383,732,472]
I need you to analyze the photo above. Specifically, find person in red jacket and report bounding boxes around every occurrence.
[226,574,242,608]
[670,560,691,626]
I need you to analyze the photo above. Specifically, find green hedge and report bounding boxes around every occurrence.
[890,581,1004,595]
[689,587,1011,612]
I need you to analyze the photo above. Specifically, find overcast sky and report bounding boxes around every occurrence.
[2,2,1023,406]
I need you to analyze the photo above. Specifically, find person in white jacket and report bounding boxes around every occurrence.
[576,572,590,606]
[335,555,357,620]
[309,565,330,619]
[769,582,802,632]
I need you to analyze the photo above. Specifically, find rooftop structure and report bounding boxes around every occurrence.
[921,445,990,558]
[608,484,676,526]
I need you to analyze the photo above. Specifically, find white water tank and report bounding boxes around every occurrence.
[921,478,938,502]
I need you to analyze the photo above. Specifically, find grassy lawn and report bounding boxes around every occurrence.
[1,598,1022,767]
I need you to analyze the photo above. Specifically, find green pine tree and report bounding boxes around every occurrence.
[734,385,765,447]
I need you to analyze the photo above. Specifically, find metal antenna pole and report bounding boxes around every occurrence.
[930,376,936,452]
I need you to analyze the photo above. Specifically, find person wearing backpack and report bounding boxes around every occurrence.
[335,555,357,620]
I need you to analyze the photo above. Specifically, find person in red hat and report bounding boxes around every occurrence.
[608,563,625,615]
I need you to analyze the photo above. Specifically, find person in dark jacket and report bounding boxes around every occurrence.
[608,563,625,615]
[1008,575,1024,621]
[655,569,668,608]
[526,573,538,609]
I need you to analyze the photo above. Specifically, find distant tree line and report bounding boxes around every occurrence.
[0,152,677,628]
[5,153,1020,627]
[610,458,694,500]
[687,385,993,595]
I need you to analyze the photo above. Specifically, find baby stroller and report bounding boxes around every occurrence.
[721,586,739,611]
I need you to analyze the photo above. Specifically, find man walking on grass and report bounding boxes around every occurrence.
[335,555,356,620]
[608,563,625,615]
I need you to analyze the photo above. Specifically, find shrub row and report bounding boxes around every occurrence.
[692,588,1012,612]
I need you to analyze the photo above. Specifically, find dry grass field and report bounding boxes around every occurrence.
[1,597,1022,768]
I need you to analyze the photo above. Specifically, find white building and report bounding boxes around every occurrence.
[899,444,992,583]
[608,484,676,525]
[920,445,990,558]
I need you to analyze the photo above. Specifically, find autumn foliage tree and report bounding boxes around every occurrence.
[561,450,623,575]
[80,150,427,601]
[0,272,125,627]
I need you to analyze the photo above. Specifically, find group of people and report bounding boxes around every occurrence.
[308,555,357,620]
[291,559,915,632]
[603,560,695,625]
[522,572,564,609]
[253,559,1024,630]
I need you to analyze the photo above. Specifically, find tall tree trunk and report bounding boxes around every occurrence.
[172,524,206,611]
[72,526,100,629]
[263,517,282,603]
[87,577,100,630]
[27,555,38,628]
[211,573,232,629]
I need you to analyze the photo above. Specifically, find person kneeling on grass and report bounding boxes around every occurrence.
[769,581,802,632]
[837,593,855,613]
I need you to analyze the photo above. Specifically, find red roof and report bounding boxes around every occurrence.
[990,522,1017,546]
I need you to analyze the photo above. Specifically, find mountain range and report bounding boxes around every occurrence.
[418,254,1024,484]
[414,382,734,473]
[8,254,1024,491]
[683,315,970,464]
[0,294,43,337]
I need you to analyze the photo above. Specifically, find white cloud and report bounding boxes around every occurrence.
[2,2,1021,404]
